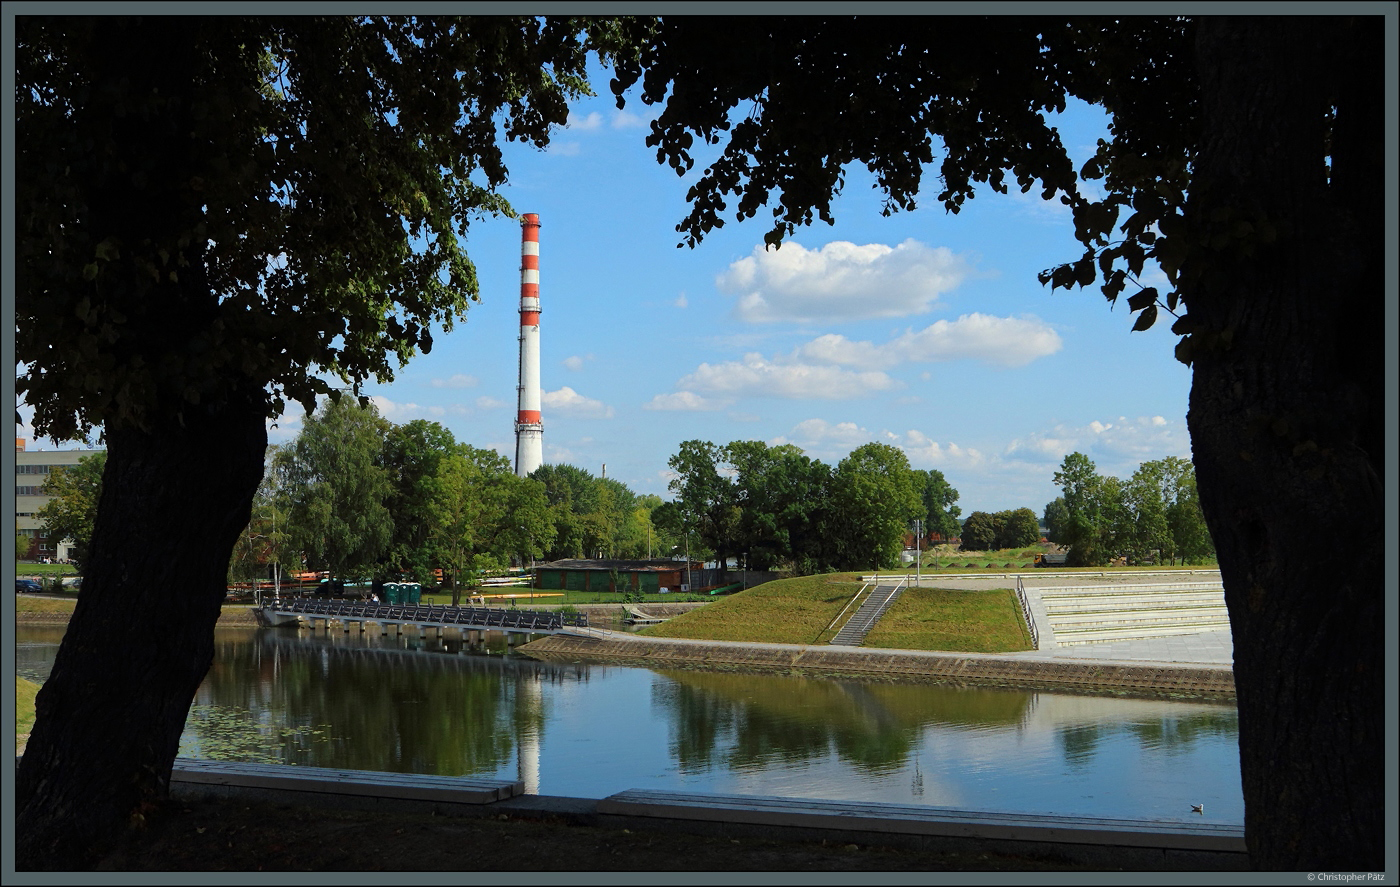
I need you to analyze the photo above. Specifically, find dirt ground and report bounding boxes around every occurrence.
[87,794,1095,873]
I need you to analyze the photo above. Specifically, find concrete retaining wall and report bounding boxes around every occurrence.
[521,633,1235,699]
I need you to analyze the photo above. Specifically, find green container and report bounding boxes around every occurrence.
[383,583,401,605]
[403,583,421,605]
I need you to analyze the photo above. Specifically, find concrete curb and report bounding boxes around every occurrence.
[520,632,1236,699]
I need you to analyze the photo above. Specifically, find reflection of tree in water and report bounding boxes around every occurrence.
[1057,709,1239,769]
[1058,724,1106,770]
[190,630,578,777]
[1126,711,1238,753]
[652,670,1035,776]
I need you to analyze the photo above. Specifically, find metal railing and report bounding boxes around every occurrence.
[1014,576,1040,650]
[263,598,589,631]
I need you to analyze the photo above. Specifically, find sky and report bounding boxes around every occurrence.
[15,60,1197,518]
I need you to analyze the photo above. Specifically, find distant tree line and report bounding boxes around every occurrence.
[226,397,678,597]
[1043,453,1215,567]
[957,507,1042,552]
[662,439,961,574]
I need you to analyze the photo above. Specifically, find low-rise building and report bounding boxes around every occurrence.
[15,438,104,561]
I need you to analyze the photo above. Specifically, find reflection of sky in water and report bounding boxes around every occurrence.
[16,627,1242,824]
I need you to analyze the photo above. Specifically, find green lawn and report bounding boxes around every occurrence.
[862,587,1032,653]
[17,676,40,753]
[15,596,78,616]
[640,574,1032,653]
[15,562,78,577]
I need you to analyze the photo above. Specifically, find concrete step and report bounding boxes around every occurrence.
[1049,609,1230,631]
[1043,595,1226,614]
[1053,622,1232,645]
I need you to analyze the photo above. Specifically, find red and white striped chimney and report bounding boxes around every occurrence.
[514,213,544,477]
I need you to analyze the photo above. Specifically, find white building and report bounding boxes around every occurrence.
[15,438,104,562]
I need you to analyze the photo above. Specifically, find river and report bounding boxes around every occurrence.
[16,624,1244,824]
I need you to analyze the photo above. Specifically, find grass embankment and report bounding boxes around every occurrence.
[863,587,1032,653]
[14,595,78,618]
[14,562,78,577]
[909,546,1218,572]
[17,676,39,755]
[639,573,1032,653]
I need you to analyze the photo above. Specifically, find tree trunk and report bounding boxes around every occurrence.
[1187,17,1384,870]
[15,396,267,870]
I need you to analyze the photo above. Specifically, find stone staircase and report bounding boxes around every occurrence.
[831,581,907,646]
[1039,582,1229,646]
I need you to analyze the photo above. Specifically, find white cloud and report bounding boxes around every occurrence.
[795,314,1062,370]
[550,141,581,156]
[1005,416,1190,468]
[674,293,688,309]
[543,386,615,419]
[676,352,900,400]
[612,109,650,129]
[716,238,974,323]
[643,391,727,412]
[476,396,506,410]
[896,429,988,470]
[369,395,446,422]
[562,354,593,372]
[567,110,604,131]
[430,373,478,389]
[774,418,875,450]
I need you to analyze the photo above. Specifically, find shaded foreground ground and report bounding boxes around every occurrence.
[89,794,1097,873]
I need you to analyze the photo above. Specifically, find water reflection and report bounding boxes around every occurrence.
[15,626,1243,822]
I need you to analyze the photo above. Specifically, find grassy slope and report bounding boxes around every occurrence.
[640,574,1032,653]
[17,676,40,754]
[15,596,78,616]
[863,587,1031,653]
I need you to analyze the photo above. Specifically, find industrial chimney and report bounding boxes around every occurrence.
[514,213,544,477]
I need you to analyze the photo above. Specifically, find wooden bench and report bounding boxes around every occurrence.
[596,789,1247,861]
[171,758,523,805]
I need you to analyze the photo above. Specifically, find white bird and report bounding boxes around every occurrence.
[1191,804,1204,814]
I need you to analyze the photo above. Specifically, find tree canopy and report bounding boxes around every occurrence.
[16,16,630,441]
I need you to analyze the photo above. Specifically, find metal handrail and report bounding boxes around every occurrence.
[1015,576,1040,650]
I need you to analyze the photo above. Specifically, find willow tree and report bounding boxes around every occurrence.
[609,15,1385,870]
[14,15,624,868]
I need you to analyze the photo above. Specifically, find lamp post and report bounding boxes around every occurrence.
[915,519,922,587]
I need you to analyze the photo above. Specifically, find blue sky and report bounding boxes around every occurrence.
[16,64,1195,518]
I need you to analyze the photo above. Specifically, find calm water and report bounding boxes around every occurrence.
[16,625,1244,824]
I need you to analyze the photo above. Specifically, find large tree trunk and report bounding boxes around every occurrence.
[15,396,267,870]
[1186,18,1384,870]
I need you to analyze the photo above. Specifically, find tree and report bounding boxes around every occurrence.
[958,512,998,553]
[227,448,293,587]
[274,397,394,580]
[667,440,741,574]
[829,442,923,570]
[34,451,107,570]
[609,16,1384,867]
[379,420,459,584]
[1053,452,1114,566]
[912,469,962,542]
[1042,497,1070,547]
[15,16,624,867]
[996,507,1042,550]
